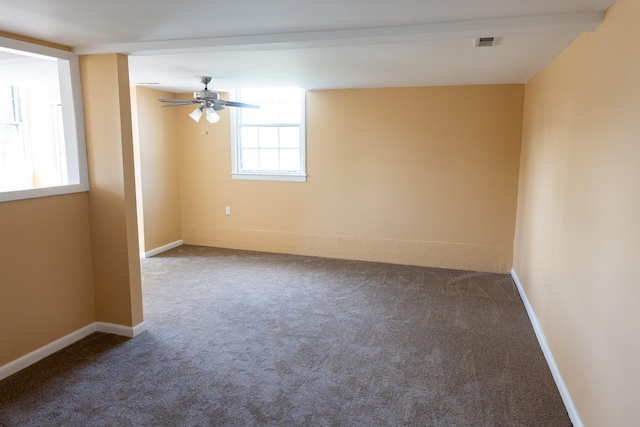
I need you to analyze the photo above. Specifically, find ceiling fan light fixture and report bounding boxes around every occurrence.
[206,107,220,123]
[158,78,258,127]
[189,108,203,122]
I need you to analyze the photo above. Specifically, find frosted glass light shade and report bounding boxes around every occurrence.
[189,108,203,122]
[206,108,220,123]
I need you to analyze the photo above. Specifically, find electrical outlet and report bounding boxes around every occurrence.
[225,206,231,215]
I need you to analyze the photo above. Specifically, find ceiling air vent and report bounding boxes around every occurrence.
[474,37,496,48]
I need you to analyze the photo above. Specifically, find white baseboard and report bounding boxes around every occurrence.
[140,239,183,258]
[511,268,583,427]
[95,321,147,338]
[0,321,147,382]
[0,324,96,382]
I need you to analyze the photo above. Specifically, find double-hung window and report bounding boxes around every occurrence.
[0,36,87,202]
[231,87,306,182]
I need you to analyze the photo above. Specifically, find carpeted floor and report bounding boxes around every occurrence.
[0,245,571,426]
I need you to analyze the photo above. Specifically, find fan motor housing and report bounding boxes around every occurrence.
[194,89,219,100]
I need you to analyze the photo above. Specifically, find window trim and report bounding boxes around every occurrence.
[230,88,306,183]
[0,36,88,202]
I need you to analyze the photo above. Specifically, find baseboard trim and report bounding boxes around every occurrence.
[0,324,95,382]
[0,321,147,382]
[511,268,583,427]
[95,321,147,338]
[140,239,183,258]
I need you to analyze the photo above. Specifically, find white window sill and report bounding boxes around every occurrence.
[231,173,307,183]
[0,183,89,203]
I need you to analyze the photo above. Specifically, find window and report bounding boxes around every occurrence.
[0,86,25,190]
[0,36,87,202]
[231,87,306,182]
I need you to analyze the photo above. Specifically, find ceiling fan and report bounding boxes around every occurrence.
[157,76,258,124]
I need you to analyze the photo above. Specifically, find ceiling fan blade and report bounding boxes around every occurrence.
[161,104,194,108]
[217,100,259,109]
[157,98,197,103]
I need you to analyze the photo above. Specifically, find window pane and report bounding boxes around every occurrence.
[241,148,259,170]
[232,86,305,180]
[0,50,75,194]
[280,102,300,123]
[259,102,279,124]
[259,127,278,148]
[0,123,28,191]
[27,91,65,187]
[259,149,279,170]
[0,86,18,122]
[240,88,260,104]
[260,88,279,101]
[280,149,300,171]
[0,41,88,201]
[280,127,299,148]
[241,127,258,148]
[240,107,259,125]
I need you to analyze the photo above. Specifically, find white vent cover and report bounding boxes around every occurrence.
[474,37,497,47]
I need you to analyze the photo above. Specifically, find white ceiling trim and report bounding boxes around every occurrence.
[73,12,603,56]
[0,35,76,61]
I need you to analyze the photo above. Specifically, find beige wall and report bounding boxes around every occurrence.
[0,33,94,368]
[131,87,182,253]
[180,85,524,273]
[80,54,143,327]
[2,5,637,421]
[513,0,640,425]
[1,31,145,370]
[0,193,95,366]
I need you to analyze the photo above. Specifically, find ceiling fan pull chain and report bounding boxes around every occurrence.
[202,120,208,135]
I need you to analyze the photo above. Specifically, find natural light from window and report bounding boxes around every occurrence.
[0,55,65,192]
[231,87,306,182]
[0,38,87,202]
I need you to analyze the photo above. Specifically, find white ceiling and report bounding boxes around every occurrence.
[0,0,616,93]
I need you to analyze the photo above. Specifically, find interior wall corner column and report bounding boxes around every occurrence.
[79,53,144,328]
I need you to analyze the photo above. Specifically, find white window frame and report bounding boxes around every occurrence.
[0,36,88,202]
[230,88,306,182]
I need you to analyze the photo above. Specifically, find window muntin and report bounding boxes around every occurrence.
[231,87,306,182]
[0,37,87,202]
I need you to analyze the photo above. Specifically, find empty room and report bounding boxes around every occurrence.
[0,0,637,425]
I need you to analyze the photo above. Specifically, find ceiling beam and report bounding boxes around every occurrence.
[74,12,603,56]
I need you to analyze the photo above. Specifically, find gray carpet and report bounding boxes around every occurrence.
[0,245,571,426]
